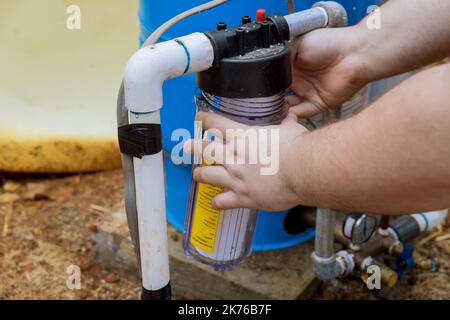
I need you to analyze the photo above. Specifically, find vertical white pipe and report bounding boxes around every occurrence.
[123,33,214,295]
[130,111,170,291]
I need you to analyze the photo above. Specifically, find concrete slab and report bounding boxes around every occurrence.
[93,209,318,300]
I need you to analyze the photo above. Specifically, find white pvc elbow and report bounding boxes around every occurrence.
[124,32,214,114]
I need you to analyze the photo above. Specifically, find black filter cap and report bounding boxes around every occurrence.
[198,14,291,98]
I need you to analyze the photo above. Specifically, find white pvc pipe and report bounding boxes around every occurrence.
[412,209,448,233]
[129,112,169,291]
[123,32,214,292]
[124,33,214,114]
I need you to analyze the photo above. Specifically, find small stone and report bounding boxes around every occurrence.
[3,181,21,193]
[112,211,127,223]
[22,183,51,201]
[25,239,39,251]
[0,193,20,204]
[23,191,51,201]
[23,234,35,241]
[77,290,89,300]
[0,244,6,256]
[104,273,120,284]
[170,232,179,242]
[89,222,98,233]
[79,256,93,271]
[46,233,58,242]
[91,264,102,274]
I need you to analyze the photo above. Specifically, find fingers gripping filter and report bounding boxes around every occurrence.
[183,12,292,269]
[184,92,286,269]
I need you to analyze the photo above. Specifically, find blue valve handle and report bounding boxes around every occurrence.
[396,244,415,279]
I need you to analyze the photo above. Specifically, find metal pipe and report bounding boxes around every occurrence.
[314,208,336,259]
[284,1,347,38]
[380,216,390,230]
[284,7,328,37]
[378,215,390,236]
[311,110,343,280]
[303,2,347,282]
[335,211,447,286]
[312,208,341,280]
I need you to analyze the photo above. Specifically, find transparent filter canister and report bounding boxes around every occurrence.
[183,12,293,269]
[183,91,287,269]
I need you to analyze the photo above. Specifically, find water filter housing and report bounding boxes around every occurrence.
[184,13,293,269]
[185,91,291,268]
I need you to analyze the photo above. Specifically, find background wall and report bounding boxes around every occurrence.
[0,0,139,172]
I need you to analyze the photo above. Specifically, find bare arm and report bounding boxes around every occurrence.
[187,64,450,214]
[292,63,450,214]
[185,1,450,215]
[289,0,450,117]
[356,0,450,81]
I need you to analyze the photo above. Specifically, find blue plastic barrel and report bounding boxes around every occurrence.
[139,0,380,251]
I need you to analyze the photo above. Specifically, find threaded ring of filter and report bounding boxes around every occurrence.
[195,90,287,126]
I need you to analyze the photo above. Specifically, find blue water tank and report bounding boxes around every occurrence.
[139,0,380,251]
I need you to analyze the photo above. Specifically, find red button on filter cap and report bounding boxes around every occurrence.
[256,9,266,23]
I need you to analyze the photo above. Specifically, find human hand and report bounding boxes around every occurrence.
[288,27,368,118]
[183,111,309,211]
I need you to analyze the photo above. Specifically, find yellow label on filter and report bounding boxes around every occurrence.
[190,183,225,253]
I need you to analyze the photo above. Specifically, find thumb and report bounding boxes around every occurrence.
[289,102,324,118]
[281,111,299,124]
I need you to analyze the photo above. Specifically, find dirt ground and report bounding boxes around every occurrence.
[0,170,449,300]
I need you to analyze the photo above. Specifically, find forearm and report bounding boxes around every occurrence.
[350,0,450,82]
[291,63,450,214]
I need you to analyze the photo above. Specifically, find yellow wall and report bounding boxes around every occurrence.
[0,0,139,172]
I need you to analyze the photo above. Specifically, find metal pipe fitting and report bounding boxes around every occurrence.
[336,250,355,277]
[313,1,348,28]
[314,208,337,259]
[312,209,340,280]
[284,1,347,38]
[360,258,398,289]
[312,109,343,281]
